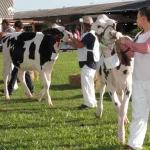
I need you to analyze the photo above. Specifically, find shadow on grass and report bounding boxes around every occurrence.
[0,146,28,150]
[0,98,38,104]
[96,92,111,102]
[51,84,80,90]
[0,80,3,85]
[53,144,122,150]
[0,103,78,113]
[86,145,122,150]
[53,94,83,101]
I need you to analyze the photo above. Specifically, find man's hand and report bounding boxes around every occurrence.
[67,39,73,45]
[68,33,74,40]
[120,44,129,51]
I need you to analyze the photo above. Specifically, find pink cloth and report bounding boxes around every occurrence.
[75,29,80,40]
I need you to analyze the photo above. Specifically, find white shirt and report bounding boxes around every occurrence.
[133,30,150,81]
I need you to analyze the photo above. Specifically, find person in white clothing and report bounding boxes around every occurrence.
[119,7,150,150]
[69,16,100,110]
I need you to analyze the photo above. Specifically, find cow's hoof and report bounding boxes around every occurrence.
[95,113,102,118]
[48,102,53,106]
[118,138,125,144]
[124,118,130,124]
[27,95,33,99]
[5,96,10,100]
[37,98,41,102]
[119,141,125,144]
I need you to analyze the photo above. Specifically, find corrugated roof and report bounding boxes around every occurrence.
[0,0,14,18]
[14,0,149,19]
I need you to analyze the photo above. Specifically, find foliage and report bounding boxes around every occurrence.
[128,27,142,38]
[0,52,150,149]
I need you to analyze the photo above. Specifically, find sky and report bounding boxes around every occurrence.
[14,0,136,12]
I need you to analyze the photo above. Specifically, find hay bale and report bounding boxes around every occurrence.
[29,71,34,80]
[69,72,100,89]
[69,73,81,86]
[34,70,39,80]
[29,70,39,81]
[94,72,100,89]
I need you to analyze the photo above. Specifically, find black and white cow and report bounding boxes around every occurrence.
[2,24,71,105]
[92,14,133,143]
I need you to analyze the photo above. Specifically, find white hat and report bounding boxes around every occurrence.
[83,16,93,25]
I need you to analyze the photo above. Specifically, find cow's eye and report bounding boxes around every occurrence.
[59,33,64,39]
[97,25,101,28]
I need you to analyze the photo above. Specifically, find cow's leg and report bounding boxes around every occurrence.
[45,73,52,105]
[3,61,12,100]
[17,69,33,99]
[107,84,121,118]
[37,72,52,106]
[118,88,131,143]
[117,93,129,125]
[96,81,106,117]
[8,64,18,91]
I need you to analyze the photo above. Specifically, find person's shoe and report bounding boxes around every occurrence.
[124,145,134,150]
[78,104,90,110]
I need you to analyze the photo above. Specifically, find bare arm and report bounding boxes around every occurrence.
[69,35,85,49]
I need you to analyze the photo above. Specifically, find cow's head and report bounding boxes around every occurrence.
[46,24,70,43]
[92,14,121,46]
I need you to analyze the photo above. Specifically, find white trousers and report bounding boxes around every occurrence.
[127,81,150,149]
[81,65,97,107]
[8,64,18,90]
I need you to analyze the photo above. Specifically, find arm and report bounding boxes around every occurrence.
[69,36,85,49]
[120,44,134,58]
[120,37,150,54]
[124,49,134,58]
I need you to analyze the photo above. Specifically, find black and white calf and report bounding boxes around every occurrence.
[92,14,133,143]
[2,24,71,105]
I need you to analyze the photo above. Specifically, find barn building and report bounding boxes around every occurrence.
[14,0,150,34]
[0,0,14,31]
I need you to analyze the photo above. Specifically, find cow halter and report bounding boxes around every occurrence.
[98,24,116,47]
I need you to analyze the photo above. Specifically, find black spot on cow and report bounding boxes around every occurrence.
[111,48,115,56]
[9,37,26,67]
[39,34,56,68]
[8,32,36,67]
[120,51,131,66]
[7,38,11,47]
[17,32,36,41]
[126,90,130,96]
[116,62,121,70]
[43,28,64,40]
[103,63,109,80]
[123,70,127,75]
[115,102,118,106]
[99,66,102,76]
[29,42,36,60]
[2,35,10,43]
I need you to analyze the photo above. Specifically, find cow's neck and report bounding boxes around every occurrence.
[101,43,116,57]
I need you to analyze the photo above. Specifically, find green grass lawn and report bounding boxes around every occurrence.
[0,51,150,150]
